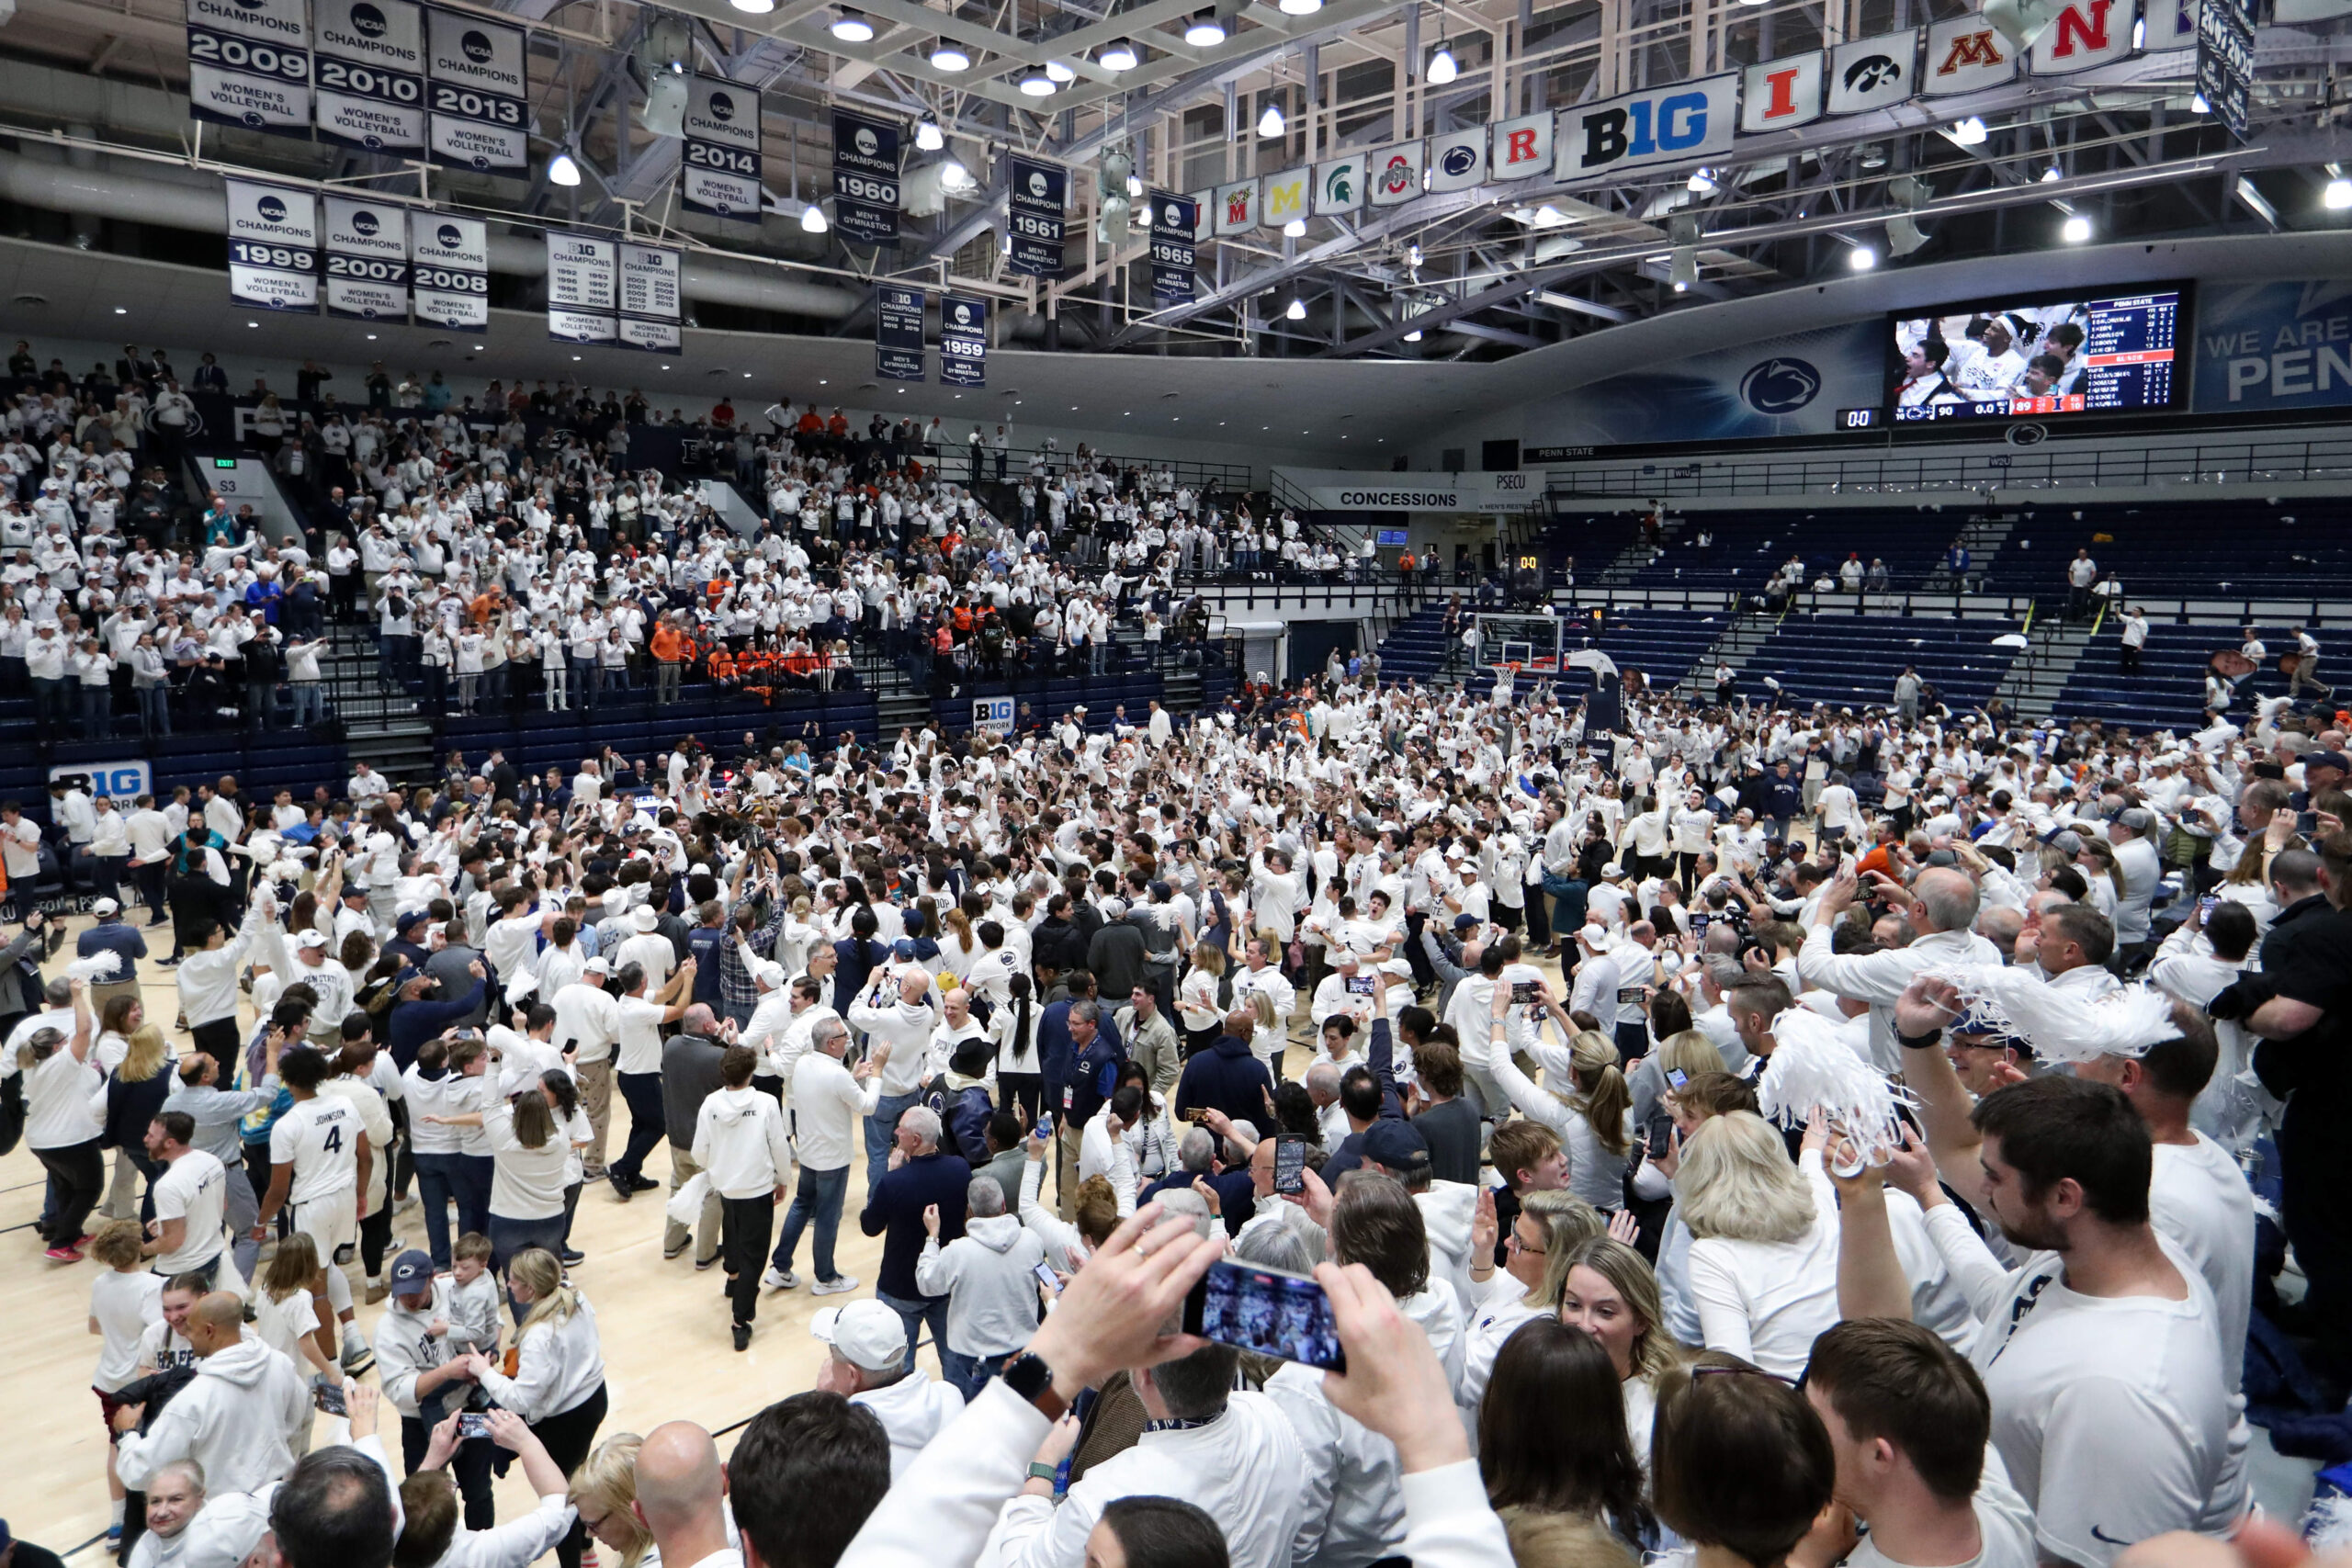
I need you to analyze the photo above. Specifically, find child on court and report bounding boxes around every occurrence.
[87,1221,163,1541]
[447,1233,503,1359]
[253,1234,341,1454]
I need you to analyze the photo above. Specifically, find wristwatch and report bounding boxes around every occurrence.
[1001,1350,1069,1422]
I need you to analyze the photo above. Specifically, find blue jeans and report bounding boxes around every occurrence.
[489,1210,571,1317]
[876,1290,950,1374]
[865,1090,920,1190]
[613,1071,666,1183]
[450,1154,494,1240]
[770,1162,848,1281]
[413,1150,462,1268]
[137,683,171,737]
[939,1346,1007,1403]
[289,682,325,728]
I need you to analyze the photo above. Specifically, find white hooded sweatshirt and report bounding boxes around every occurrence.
[692,1085,796,1199]
[851,1369,969,1481]
[116,1337,310,1495]
[913,1213,1047,1359]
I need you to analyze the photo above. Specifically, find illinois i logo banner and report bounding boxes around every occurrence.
[1742,53,1822,131]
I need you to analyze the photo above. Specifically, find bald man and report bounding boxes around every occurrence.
[114,1292,311,1497]
[633,1422,733,1568]
[1797,865,2007,1073]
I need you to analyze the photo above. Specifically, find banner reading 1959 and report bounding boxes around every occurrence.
[940,294,987,389]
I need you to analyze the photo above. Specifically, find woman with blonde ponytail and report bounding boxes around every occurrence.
[466,1247,607,1568]
[1478,984,1636,1211]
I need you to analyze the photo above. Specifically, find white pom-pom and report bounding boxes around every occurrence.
[2305,1493,2352,1551]
[1758,1010,1912,1165]
[67,951,121,982]
[1917,964,2180,1064]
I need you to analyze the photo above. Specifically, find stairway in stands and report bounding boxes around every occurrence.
[1591,517,1681,587]
[1991,606,2100,722]
[1373,604,1454,685]
[1674,604,1781,700]
[1921,512,2020,593]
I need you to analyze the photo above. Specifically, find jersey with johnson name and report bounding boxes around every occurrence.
[269,1095,363,1205]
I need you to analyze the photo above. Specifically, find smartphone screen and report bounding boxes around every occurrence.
[1033,1260,1062,1294]
[1345,975,1374,996]
[1182,1258,1346,1371]
[1510,979,1538,1004]
[457,1413,493,1439]
[1272,1134,1308,1195]
[313,1382,347,1416]
[2199,895,2219,918]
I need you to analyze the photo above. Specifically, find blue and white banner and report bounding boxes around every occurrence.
[1149,192,1196,303]
[616,243,682,352]
[1006,157,1066,277]
[225,180,319,313]
[1520,321,1883,449]
[876,285,925,381]
[187,0,312,132]
[683,75,762,220]
[833,111,902,245]
[940,294,986,389]
[313,0,424,151]
[412,213,488,333]
[546,232,616,344]
[1556,75,1736,185]
[425,8,527,173]
[2191,282,2352,412]
[324,196,409,321]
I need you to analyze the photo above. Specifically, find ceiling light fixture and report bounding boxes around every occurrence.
[1848,245,1876,270]
[729,0,775,14]
[1279,0,1322,14]
[1045,59,1076,81]
[1404,330,1422,341]
[1945,116,1988,146]
[2190,92,2210,113]
[830,7,874,40]
[942,157,974,191]
[1425,38,1457,84]
[930,42,970,70]
[1258,101,1285,137]
[800,200,830,232]
[1183,8,1225,45]
[914,118,944,151]
[1284,298,1306,320]
[1283,217,1306,237]
[2062,214,2092,242]
[548,151,582,186]
[1098,38,1137,69]
[114,306,127,315]
[1019,68,1055,95]
[1687,167,1716,195]
[2326,176,2352,209]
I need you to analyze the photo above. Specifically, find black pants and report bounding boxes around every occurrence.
[32,1137,103,1245]
[189,1017,242,1077]
[133,862,169,923]
[1524,887,1552,949]
[529,1384,609,1568]
[722,1193,775,1327]
[401,1416,496,1529]
[612,1071,665,1183]
[359,1202,394,1279]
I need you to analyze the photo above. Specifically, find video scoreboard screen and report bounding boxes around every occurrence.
[1887,288,2186,423]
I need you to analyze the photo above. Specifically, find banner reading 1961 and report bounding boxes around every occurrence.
[1006,157,1067,277]
[876,285,925,381]
[940,294,987,388]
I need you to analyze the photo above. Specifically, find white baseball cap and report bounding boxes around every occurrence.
[296,931,329,950]
[811,1301,910,1372]
[91,897,119,916]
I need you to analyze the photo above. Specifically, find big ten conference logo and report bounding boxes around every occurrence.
[1580,90,1711,169]
[1376,152,1415,197]
[974,695,1014,732]
[854,127,879,157]
[1740,357,1821,414]
[51,761,151,800]
[1936,28,2006,73]
[1439,142,1479,178]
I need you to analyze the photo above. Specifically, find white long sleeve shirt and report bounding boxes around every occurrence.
[692,1086,795,1199]
[472,1295,605,1423]
[1265,1362,1406,1568]
[176,905,268,1029]
[789,1050,882,1172]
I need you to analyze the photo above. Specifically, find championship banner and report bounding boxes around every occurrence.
[187,0,312,133]
[1148,191,1197,303]
[225,180,319,313]
[617,243,683,352]
[314,0,425,151]
[425,8,528,173]
[940,294,986,388]
[2197,0,2254,138]
[833,111,902,245]
[546,231,616,344]
[1006,157,1067,276]
[876,285,925,381]
[1556,75,1736,184]
[1313,154,1363,215]
[683,75,762,220]
[1368,142,1424,207]
[412,213,488,332]
[324,196,409,321]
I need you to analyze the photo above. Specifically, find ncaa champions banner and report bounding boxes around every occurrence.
[683,76,762,221]
[225,180,319,312]
[940,295,987,389]
[616,243,683,352]
[186,0,312,133]
[426,8,528,173]
[412,213,488,332]
[876,285,925,381]
[545,231,617,344]
[313,0,425,152]
[1148,192,1196,303]
[1005,157,1066,277]
[323,196,408,321]
[832,111,902,245]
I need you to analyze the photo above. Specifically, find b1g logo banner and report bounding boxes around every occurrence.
[1006,157,1067,276]
[876,285,926,381]
[1148,191,1197,302]
[187,0,313,132]
[616,243,682,352]
[1556,76,1735,184]
[313,0,424,151]
[425,8,527,172]
[833,111,902,245]
[941,295,987,389]
[684,75,762,220]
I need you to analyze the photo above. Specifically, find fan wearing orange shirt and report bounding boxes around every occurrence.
[650,619,691,705]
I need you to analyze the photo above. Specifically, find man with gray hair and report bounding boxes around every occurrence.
[2109,806,2164,969]
[858,1101,971,1373]
[1800,864,2006,1073]
[765,1015,878,1296]
[913,1175,1047,1399]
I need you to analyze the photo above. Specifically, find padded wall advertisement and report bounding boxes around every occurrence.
[1521,321,1883,452]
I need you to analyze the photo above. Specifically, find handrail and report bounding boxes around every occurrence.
[1542,435,2352,502]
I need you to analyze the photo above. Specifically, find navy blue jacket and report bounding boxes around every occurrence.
[1170,1033,1276,1131]
[1139,1167,1256,1236]
[859,1149,972,1301]
[1038,999,1125,1122]
[1317,1019,1407,1183]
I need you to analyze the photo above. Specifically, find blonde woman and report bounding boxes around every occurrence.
[1555,1235,1686,1461]
[2073,837,2123,921]
[1629,1026,1736,1129]
[96,1000,172,1222]
[1675,1110,1838,1378]
[253,1233,339,1453]
[464,1247,606,1568]
[1479,985,1636,1212]
[569,1433,658,1568]
[1177,940,1227,1053]
[1462,1185,1607,1414]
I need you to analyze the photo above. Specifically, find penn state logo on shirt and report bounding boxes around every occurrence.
[1739,356,1822,416]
